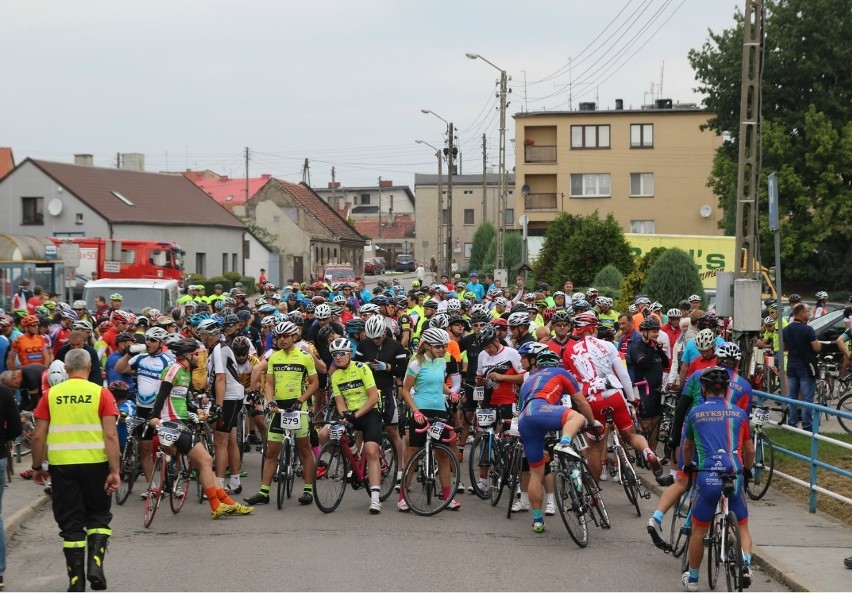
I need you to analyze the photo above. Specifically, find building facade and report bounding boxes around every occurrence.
[313,180,415,220]
[514,103,723,237]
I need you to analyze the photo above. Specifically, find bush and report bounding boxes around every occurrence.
[642,248,705,310]
[593,265,624,290]
[616,247,668,312]
[223,271,242,283]
[187,273,206,283]
[200,277,232,295]
[238,276,257,295]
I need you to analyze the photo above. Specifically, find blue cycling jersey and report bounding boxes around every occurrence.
[683,397,750,473]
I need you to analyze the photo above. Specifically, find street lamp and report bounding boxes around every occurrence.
[467,52,509,275]
[416,139,444,275]
[421,109,456,278]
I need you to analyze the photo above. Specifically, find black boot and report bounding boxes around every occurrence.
[63,547,86,592]
[86,534,109,591]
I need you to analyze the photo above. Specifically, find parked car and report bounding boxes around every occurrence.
[809,308,847,354]
[322,265,359,284]
[83,278,180,314]
[395,253,416,272]
[364,260,377,275]
[374,256,387,273]
[364,257,385,276]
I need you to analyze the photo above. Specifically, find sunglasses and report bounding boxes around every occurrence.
[554,322,570,327]
[145,338,161,343]
[431,344,447,350]
[331,351,350,358]
[471,322,486,328]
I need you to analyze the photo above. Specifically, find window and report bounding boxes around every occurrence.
[360,193,371,205]
[21,197,44,225]
[120,250,136,265]
[111,191,135,206]
[273,215,280,223]
[504,208,515,226]
[464,209,474,225]
[464,242,473,258]
[441,209,448,225]
[222,253,228,273]
[244,240,250,258]
[630,173,655,197]
[571,125,610,149]
[570,174,611,198]
[232,253,238,272]
[630,220,655,234]
[463,190,474,195]
[75,213,84,225]
[630,124,654,148]
[196,252,206,276]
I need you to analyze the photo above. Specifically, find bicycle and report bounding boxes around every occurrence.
[115,415,146,505]
[550,432,610,548]
[270,407,309,509]
[467,407,502,499]
[815,354,839,422]
[143,422,192,528]
[837,390,852,433]
[699,470,745,592]
[669,480,695,560]
[602,406,648,516]
[13,410,34,461]
[502,417,525,520]
[401,418,461,516]
[745,405,774,500]
[190,406,216,504]
[312,420,398,513]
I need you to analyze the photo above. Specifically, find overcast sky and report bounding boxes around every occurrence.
[2,0,741,188]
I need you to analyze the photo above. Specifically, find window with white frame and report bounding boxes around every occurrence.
[630,123,654,148]
[630,220,655,234]
[571,125,610,149]
[570,173,611,198]
[464,243,473,258]
[629,173,655,197]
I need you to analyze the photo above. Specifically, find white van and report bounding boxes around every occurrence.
[83,278,180,314]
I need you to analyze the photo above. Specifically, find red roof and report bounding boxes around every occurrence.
[191,174,272,207]
[0,147,15,179]
[271,179,365,243]
[353,216,415,240]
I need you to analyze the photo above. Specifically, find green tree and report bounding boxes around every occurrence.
[616,247,668,312]
[593,265,624,292]
[688,0,852,289]
[504,231,523,272]
[642,248,705,311]
[468,222,496,272]
[532,213,580,285]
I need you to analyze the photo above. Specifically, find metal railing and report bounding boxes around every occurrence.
[753,389,852,512]
[524,145,557,163]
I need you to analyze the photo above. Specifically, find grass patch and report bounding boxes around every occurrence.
[763,427,852,524]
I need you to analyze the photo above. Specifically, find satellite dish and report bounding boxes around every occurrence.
[700,204,712,218]
[48,198,64,216]
[521,184,531,196]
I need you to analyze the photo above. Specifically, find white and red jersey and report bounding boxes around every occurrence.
[562,335,635,402]
[476,344,524,406]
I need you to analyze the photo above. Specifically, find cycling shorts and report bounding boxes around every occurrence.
[588,395,634,434]
[637,388,662,420]
[266,398,310,441]
[215,400,242,434]
[379,389,399,426]
[351,409,383,445]
[407,408,450,448]
[461,382,479,411]
[690,472,749,528]
[518,399,572,468]
[136,407,154,441]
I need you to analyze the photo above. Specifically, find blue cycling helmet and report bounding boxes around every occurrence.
[189,312,211,327]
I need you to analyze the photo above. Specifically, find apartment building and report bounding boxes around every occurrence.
[514,101,723,236]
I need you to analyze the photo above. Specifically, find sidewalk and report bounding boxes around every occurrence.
[637,466,852,592]
[3,468,52,545]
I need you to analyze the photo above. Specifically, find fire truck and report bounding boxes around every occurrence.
[50,237,185,281]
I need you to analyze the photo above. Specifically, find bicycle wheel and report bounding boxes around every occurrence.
[489,441,507,507]
[746,433,774,501]
[581,462,610,529]
[724,513,744,592]
[707,513,722,590]
[313,441,347,513]
[404,444,458,516]
[377,433,398,501]
[681,529,692,573]
[17,419,34,456]
[277,444,289,509]
[616,445,641,516]
[115,438,139,505]
[169,454,190,514]
[554,466,588,548]
[286,442,296,499]
[143,456,166,528]
[467,433,489,499]
[837,393,852,433]
[505,444,523,519]
[670,491,692,558]
[236,408,247,462]
[815,380,831,422]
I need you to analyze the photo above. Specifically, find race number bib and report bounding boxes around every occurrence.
[429,422,445,440]
[281,412,303,430]
[472,386,485,401]
[476,409,497,425]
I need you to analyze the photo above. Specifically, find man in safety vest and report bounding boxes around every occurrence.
[30,349,121,592]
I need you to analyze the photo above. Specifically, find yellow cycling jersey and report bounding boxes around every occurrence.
[268,347,316,401]
[330,361,377,411]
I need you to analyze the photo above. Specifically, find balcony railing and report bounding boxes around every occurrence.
[524,193,558,210]
[524,145,557,163]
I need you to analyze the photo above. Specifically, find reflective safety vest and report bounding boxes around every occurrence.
[46,378,107,465]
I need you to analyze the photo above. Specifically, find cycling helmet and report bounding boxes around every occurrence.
[788,293,802,303]
[288,310,304,326]
[507,312,529,327]
[395,295,409,309]
[20,315,39,327]
[694,329,716,351]
[714,342,741,362]
[220,314,238,327]
[700,366,731,390]
[763,316,775,326]
[572,299,590,311]
[491,317,508,328]
[60,309,79,321]
[470,310,491,324]
[231,336,252,357]
[345,318,366,335]
[329,305,342,317]
[411,280,421,288]
[535,350,561,368]
[111,310,131,323]
[303,302,316,314]
[666,308,682,318]
[109,293,123,301]
[553,290,566,299]
[639,318,661,331]
[195,303,210,313]
[697,314,717,331]
[597,326,616,341]
[210,314,224,325]
[596,296,613,309]
[518,341,548,359]
[261,315,279,329]
[314,304,332,320]
[47,360,68,386]
[421,327,450,347]
[72,300,87,310]
[115,332,134,345]
[107,380,130,398]
[586,287,598,297]
[72,320,94,333]
[332,294,346,305]
[197,319,221,334]
[235,310,252,323]
[359,303,381,316]
[572,312,599,329]
[372,295,390,307]
[254,297,267,307]
[189,313,210,327]
[423,299,439,310]
[146,308,162,321]
[627,304,638,314]
[494,297,508,308]
[688,294,702,303]
[171,307,183,321]
[766,300,778,312]
[430,313,450,329]
[815,291,828,300]
[650,301,663,312]
[273,321,299,336]
[445,298,461,313]
[475,325,498,347]
[329,337,352,354]
[145,327,169,342]
[679,299,690,310]
[35,305,51,317]
[365,315,387,339]
[169,338,203,358]
[551,310,572,324]
[135,316,150,327]
[317,324,338,344]
[156,316,176,328]
[447,315,470,330]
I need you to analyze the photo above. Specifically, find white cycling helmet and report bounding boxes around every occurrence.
[715,342,741,361]
[694,329,716,351]
[365,315,387,339]
[48,359,68,387]
[508,312,530,327]
[145,327,169,342]
[421,327,450,346]
[314,304,332,320]
[815,291,828,300]
[430,313,450,329]
[445,298,461,313]
[329,337,352,354]
[359,303,381,316]
[572,292,585,302]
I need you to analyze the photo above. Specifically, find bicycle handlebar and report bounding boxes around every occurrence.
[414,419,458,444]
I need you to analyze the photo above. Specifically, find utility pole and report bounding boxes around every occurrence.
[445,123,455,278]
[244,147,250,202]
[331,166,336,206]
[496,68,508,272]
[481,134,487,223]
[378,176,382,239]
[302,158,311,186]
[437,153,444,276]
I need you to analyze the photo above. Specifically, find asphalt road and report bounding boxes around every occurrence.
[6,446,786,592]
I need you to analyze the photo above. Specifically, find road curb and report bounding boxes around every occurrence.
[638,474,811,592]
[4,493,51,545]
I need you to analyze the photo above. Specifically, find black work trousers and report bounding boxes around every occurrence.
[50,462,113,543]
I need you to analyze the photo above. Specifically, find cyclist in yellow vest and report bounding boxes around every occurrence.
[31,349,121,592]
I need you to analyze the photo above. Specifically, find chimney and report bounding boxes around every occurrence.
[74,154,94,167]
[654,98,673,109]
[328,181,341,189]
[220,175,229,182]
[261,174,271,179]
[379,179,393,188]
[578,102,596,111]
[615,99,624,110]
[120,152,145,172]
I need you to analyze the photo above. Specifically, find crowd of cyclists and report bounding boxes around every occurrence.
[2,272,835,590]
